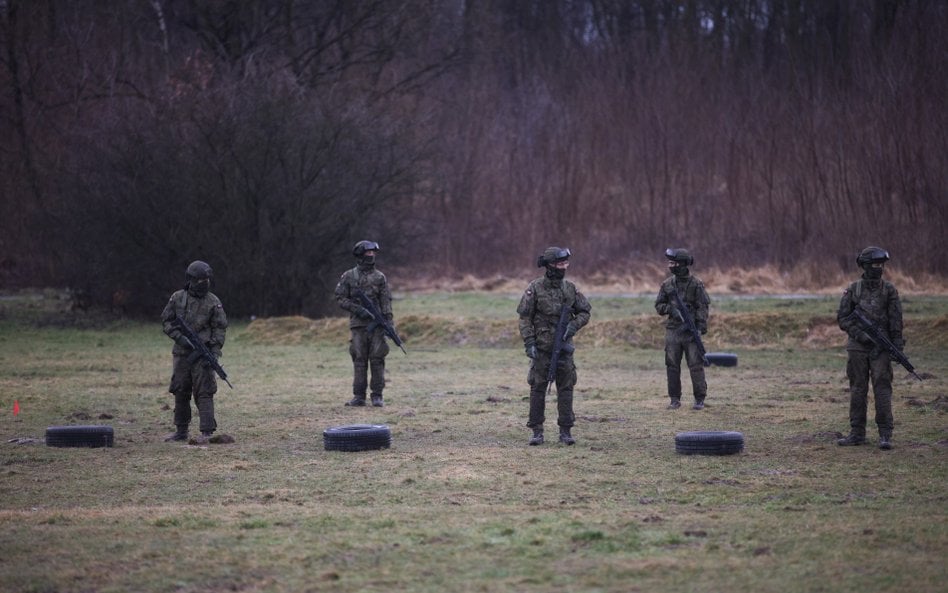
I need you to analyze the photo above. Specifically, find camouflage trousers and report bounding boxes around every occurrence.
[526,352,577,428]
[846,349,894,436]
[349,327,389,398]
[169,354,218,434]
[664,328,707,400]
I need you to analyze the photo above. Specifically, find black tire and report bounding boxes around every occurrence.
[323,424,391,452]
[45,425,114,448]
[706,352,738,367]
[675,431,744,455]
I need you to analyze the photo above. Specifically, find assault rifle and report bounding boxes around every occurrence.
[355,289,407,355]
[846,307,922,381]
[546,303,575,393]
[171,315,233,389]
[670,289,710,367]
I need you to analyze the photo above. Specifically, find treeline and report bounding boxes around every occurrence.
[1,1,945,317]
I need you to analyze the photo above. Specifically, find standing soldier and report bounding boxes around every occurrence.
[335,240,394,407]
[518,247,592,446]
[836,247,903,450]
[655,248,710,410]
[161,260,228,444]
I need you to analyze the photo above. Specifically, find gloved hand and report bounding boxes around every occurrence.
[356,306,374,320]
[211,348,222,360]
[893,338,905,351]
[563,324,577,340]
[524,340,537,359]
[698,324,708,335]
[174,335,192,349]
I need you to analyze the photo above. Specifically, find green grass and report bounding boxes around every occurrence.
[0,291,946,593]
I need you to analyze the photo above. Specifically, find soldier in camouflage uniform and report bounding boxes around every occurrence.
[655,248,710,410]
[335,240,395,407]
[518,247,592,446]
[836,246,903,450]
[161,260,228,444]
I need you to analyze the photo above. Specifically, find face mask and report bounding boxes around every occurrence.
[547,266,566,280]
[359,255,376,267]
[864,266,883,280]
[189,279,210,297]
[671,265,689,278]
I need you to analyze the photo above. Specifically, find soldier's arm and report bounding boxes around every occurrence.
[161,294,180,340]
[655,283,671,316]
[887,285,904,345]
[209,299,228,354]
[570,289,592,331]
[837,286,859,336]
[378,276,394,321]
[694,282,710,331]
[517,287,537,342]
[334,272,358,313]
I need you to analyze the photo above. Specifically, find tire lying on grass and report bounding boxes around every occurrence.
[45,425,114,448]
[706,352,738,367]
[675,431,744,455]
[323,424,391,452]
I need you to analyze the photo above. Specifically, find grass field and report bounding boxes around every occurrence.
[0,289,946,593]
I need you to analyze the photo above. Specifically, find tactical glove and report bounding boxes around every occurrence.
[524,340,537,359]
[356,306,374,320]
[174,335,192,349]
[893,338,905,351]
[563,324,577,341]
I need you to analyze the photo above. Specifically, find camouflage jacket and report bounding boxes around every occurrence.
[161,289,228,356]
[837,277,903,351]
[335,265,393,329]
[655,274,710,332]
[518,276,592,353]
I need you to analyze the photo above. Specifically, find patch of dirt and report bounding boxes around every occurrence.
[787,431,843,444]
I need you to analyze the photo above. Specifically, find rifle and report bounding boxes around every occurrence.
[546,303,575,393]
[670,289,710,367]
[171,315,233,389]
[846,307,922,381]
[355,289,407,355]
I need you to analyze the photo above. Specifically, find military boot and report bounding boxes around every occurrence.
[692,399,705,410]
[528,427,544,446]
[667,398,681,410]
[837,432,866,446]
[192,432,212,445]
[878,432,893,450]
[345,396,366,407]
[370,393,384,407]
[559,427,575,446]
[164,426,188,442]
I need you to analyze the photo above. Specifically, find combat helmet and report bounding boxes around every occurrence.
[353,240,380,257]
[855,246,890,267]
[185,260,213,296]
[664,248,694,266]
[537,246,571,268]
[186,260,213,280]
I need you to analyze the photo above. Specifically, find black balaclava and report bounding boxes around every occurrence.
[670,263,690,279]
[188,278,210,297]
[863,264,883,282]
[546,265,566,281]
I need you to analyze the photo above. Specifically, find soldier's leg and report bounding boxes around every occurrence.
[684,341,708,409]
[347,329,369,406]
[368,330,390,406]
[665,330,684,408]
[167,355,193,440]
[555,357,577,444]
[527,357,548,439]
[193,363,218,436]
[839,351,870,445]
[870,353,895,447]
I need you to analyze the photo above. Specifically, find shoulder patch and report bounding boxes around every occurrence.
[525,289,533,297]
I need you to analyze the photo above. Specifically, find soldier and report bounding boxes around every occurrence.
[335,240,395,407]
[655,248,710,410]
[836,247,903,450]
[161,260,228,444]
[518,247,592,446]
